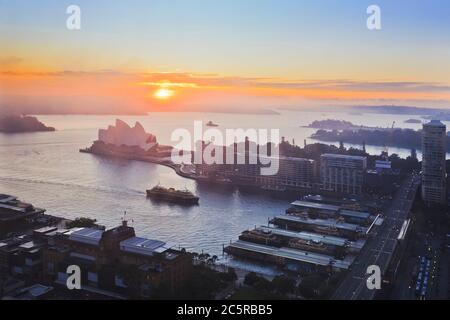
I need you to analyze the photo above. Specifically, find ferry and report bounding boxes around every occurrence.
[206,121,219,127]
[146,186,199,205]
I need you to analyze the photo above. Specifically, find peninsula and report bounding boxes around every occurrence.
[310,127,437,150]
[80,119,195,179]
[0,115,55,133]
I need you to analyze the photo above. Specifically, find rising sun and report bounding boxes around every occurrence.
[154,88,175,100]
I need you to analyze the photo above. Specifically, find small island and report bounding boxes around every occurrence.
[404,119,422,124]
[304,119,355,130]
[304,119,380,131]
[0,115,55,133]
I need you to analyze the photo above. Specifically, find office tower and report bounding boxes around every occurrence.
[422,120,447,205]
[321,154,367,195]
[257,156,316,190]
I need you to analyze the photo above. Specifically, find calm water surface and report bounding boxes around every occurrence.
[0,110,442,258]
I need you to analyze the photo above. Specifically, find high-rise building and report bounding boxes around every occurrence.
[421,120,447,205]
[257,156,316,190]
[320,154,367,195]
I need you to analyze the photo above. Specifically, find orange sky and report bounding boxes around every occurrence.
[2,1,450,114]
[2,70,450,114]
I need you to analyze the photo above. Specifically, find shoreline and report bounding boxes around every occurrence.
[79,148,197,180]
[78,147,319,196]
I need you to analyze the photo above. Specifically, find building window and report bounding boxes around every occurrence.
[48,262,55,274]
[115,275,127,288]
[88,271,98,283]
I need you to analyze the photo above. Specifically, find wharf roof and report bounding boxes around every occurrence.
[273,214,365,232]
[228,240,351,269]
[258,226,349,247]
[339,209,371,220]
[290,200,340,212]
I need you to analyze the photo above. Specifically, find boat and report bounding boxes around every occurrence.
[239,229,282,247]
[288,238,328,253]
[146,185,199,205]
[206,121,219,127]
[314,225,340,236]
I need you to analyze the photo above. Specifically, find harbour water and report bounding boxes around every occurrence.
[0,110,443,256]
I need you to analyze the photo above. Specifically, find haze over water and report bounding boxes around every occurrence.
[0,110,441,256]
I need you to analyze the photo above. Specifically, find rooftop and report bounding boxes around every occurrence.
[13,284,53,300]
[0,195,45,221]
[424,120,445,127]
[321,153,367,161]
[0,203,29,214]
[228,240,351,269]
[273,214,365,232]
[304,194,357,204]
[258,226,349,247]
[258,155,315,163]
[0,194,17,203]
[120,237,174,256]
[339,209,371,220]
[33,226,58,235]
[18,240,42,250]
[67,228,104,246]
[291,200,340,212]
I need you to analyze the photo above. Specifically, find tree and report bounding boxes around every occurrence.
[226,267,238,282]
[220,267,238,282]
[243,272,260,287]
[298,274,324,299]
[253,277,274,292]
[243,272,273,292]
[271,275,296,295]
[181,265,225,299]
[66,217,97,229]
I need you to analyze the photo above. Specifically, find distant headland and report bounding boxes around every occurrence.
[0,115,55,133]
[304,119,379,131]
[304,119,386,131]
[305,118,446,150]
[310,127,425,149]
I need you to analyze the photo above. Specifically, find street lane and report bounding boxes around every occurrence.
[332,174,421,300]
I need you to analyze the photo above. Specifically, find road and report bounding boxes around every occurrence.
[332,173,421,300]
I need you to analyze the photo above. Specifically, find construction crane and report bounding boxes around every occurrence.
[383,121,396,159]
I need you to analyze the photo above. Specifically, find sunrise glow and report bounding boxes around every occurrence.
[1,0,450,114]
[154,88,175,100]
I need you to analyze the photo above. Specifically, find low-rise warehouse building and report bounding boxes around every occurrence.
[225,240,352,273]
[0,195,45,237]
[287,200,372,225]
[271,214,366,240]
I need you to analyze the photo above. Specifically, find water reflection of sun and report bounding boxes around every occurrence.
[154,87,174,100]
